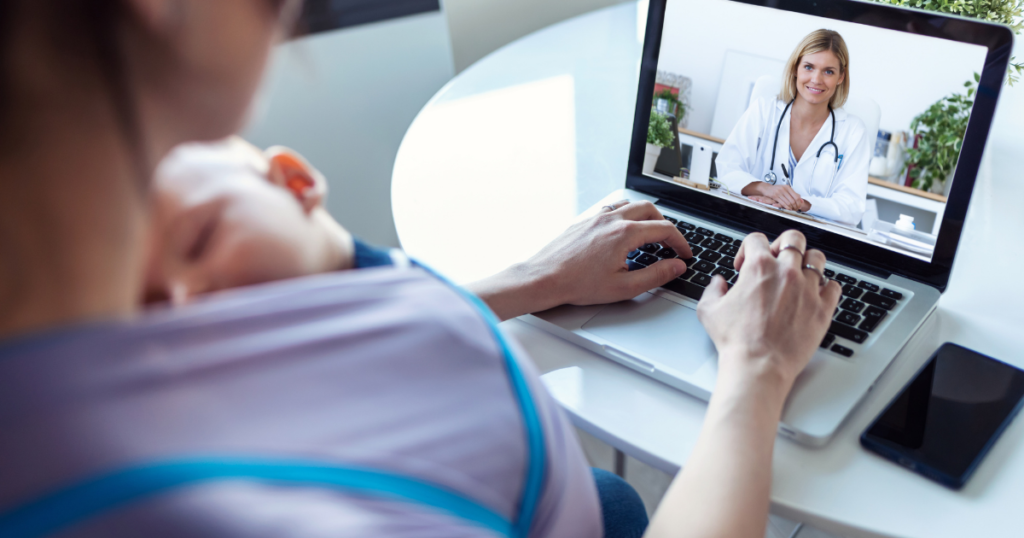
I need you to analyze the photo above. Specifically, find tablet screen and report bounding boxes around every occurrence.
[864,344,1024,485]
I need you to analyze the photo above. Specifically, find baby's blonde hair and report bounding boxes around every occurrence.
[779,29,850,108]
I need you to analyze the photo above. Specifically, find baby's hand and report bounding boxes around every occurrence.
[264,146,355,272]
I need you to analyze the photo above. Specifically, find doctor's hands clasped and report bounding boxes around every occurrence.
[698,230,842,393]
[743,182,811,212]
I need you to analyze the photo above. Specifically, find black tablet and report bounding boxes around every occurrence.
[861,343,1024,489]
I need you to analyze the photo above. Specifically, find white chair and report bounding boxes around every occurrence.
[243,5,455,247]
[749,75,880,154]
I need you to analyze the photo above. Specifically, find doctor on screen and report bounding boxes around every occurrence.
[716,29,870,226]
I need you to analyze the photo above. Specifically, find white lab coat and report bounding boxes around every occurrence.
[716,96,870,226]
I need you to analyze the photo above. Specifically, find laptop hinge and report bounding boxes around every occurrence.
[654,198,893,280]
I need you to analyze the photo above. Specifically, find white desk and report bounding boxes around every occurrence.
[392,3,1024,536]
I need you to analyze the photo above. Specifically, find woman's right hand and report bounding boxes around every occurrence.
[696,230,841,397]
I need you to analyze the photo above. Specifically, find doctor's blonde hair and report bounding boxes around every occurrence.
[780,29,850,108]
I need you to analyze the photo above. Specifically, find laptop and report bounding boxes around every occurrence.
[521,0,1013,446]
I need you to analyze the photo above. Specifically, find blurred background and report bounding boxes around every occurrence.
[244,0,625,248]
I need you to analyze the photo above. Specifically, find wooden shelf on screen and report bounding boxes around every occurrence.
[868,177,947,203]
[678,127,725,144]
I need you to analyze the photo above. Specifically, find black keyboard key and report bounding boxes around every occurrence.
[720,245,739,257]
[831,344,854,358]
[685,232,706,244]
[862,292,896,311]
[842,284,864,299]
[880,288,903,300]
[699,250,723,264]
[863,305,887,320]
[676,221,696,231]
[840,298,865,314]
[701,238,724,251]
[859,311,886,332]
[836,311,862,327]
[718,256,735,270]
[626,260,645,272]
[729,274,737,284]
[696,227,714,236]
[830,321,868,344]
[662,278,705,301]
[636,253,659,265]
[691,273,712,287]
[714,233,733,243]
[662,215,677,224]
[680,268,697,280]
[733,238,744,246]
[821,333,836,349]
[639,243,659,254]
[627,249,641,260]
[857,281,880,293]
[688,245,704,257]
[835,273,858,285]
[655,247,677,259]
[693,260,716,273]
[823,269,836,278]
[711,267,735,280]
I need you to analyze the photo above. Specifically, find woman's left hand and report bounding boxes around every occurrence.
[467,200,693,321]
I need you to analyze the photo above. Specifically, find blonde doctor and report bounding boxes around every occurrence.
[716,29,870,226]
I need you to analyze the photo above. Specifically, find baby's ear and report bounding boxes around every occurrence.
[265,146,328,214]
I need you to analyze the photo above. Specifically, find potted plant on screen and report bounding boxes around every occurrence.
[904,77,975,195]
[645,111,674,175]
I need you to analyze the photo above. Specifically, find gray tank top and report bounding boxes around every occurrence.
[0,268,600,538]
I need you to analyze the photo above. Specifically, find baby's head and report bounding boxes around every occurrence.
[144,137,351,305]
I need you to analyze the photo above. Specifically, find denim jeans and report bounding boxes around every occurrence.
[592,468,649,538]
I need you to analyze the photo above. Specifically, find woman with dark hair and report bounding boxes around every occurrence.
[0,1,839,537]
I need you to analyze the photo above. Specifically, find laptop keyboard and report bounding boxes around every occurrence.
[626,214,906,358]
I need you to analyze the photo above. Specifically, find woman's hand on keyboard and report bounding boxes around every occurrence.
[466,200,692,321]
[646,231,841,538]
[697,230,842,396]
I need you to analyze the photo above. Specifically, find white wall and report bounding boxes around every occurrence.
[657,0,989,136]
[244,13,455,248]
[445,0,628,71]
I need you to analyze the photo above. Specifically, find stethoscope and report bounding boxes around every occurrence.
[764,99,840,192]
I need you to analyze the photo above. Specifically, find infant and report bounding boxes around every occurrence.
[144,137,359,304]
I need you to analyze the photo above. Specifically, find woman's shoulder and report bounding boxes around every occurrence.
[0,268,505,386]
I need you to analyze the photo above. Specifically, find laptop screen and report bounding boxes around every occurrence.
[640,0,992,263]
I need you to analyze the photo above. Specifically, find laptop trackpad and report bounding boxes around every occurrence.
[581,293,717,375]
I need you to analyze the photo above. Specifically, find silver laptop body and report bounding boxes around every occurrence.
[521,0,1012,446]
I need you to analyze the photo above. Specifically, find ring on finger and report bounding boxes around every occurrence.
[779,244,805,257]
[803,263,828,287]
[602,200,630,212]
